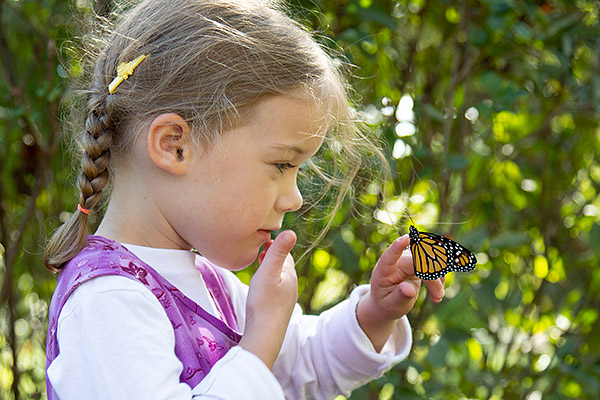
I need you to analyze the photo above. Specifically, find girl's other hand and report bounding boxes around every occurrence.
[257,239,272,264]
[356,235,445,352]
[239,230,298,369]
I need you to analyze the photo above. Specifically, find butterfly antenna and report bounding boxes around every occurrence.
[404,208,416,226]
[430,213,478,227]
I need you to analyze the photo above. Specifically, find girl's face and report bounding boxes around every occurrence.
[167,95,326,269]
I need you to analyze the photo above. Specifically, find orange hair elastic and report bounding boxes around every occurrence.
[77,204,91,215]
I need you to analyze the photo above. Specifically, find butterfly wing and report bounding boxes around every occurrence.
[409,225,477,280]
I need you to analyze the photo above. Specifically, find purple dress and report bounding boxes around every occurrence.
[45,236,242,399]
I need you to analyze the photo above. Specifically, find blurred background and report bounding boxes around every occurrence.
[1,0,599,399]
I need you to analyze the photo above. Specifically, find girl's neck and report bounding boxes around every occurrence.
[95,181,189,250]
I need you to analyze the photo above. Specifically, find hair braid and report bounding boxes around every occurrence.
[78,93,114,211]
[44,91,115,272]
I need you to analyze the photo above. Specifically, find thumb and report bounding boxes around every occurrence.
[259,230,296,271]
[397,280,419,300]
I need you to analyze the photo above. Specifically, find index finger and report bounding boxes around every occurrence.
[424,276,445,303]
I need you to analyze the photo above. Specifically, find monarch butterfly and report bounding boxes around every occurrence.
[408,225,477,280]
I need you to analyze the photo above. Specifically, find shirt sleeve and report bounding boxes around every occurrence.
[47,276,283,400]
[217,268,413,400]
[273,284,412,399]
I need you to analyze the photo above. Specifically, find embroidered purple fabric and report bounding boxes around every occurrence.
[45,235,242,399]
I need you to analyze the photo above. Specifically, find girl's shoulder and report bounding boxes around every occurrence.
[70,235,139,268]
[53,235,158,307]
[57,235,135,276]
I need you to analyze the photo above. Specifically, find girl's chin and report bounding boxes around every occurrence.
[193,240,261,270]
[209,251,260,271]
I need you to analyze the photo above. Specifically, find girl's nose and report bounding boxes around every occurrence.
[277,179,303,213]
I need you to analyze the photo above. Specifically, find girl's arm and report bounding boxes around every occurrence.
[272,289,413,399]
[218,238,424,399]
[238,231,298,369]
[49,276,286,400]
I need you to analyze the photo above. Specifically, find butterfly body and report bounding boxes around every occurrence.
[408,225,477,280]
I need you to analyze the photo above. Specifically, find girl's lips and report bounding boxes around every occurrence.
[257,229,272,241]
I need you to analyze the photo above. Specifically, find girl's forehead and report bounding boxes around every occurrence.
[250,95,328,134]
[254,94,329,120]
[215,95,326,158]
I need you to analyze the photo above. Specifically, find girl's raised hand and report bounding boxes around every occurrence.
[356,235,445,352]
[239,230,298,369]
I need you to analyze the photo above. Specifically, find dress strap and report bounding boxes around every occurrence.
[196,260,239,331]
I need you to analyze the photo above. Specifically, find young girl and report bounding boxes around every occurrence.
[44,0,445,398]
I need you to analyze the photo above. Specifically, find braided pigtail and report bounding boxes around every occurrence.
[78,92,114,215]
[44,91,115,272]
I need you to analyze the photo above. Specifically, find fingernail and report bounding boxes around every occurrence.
[278,231,291,241]
[277,230,296,246]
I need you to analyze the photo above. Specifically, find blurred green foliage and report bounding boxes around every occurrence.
[1,0,600,399]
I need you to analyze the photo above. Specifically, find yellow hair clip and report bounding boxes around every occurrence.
[108,54,149,94]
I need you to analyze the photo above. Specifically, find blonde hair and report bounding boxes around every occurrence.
[44,0,385,272]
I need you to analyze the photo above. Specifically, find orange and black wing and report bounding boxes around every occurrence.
[408,225,477,280]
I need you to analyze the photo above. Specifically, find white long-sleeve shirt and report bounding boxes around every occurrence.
[47,244,412,399]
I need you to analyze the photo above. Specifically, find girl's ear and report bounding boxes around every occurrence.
[147,113,193,175]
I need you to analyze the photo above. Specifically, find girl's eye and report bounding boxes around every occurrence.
[275,162,296,173]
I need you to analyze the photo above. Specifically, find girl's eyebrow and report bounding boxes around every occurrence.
[271,144,307,156]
